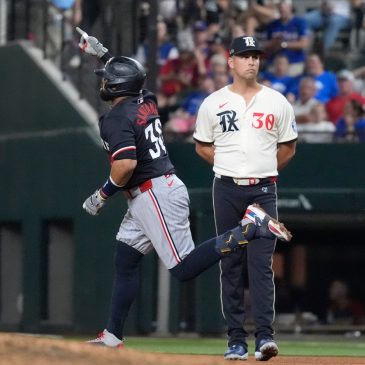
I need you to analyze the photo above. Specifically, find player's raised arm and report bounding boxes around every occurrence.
[76,27,113,64]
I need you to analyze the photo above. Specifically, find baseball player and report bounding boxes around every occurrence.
[77,29,292,347]
[194,35,297,361]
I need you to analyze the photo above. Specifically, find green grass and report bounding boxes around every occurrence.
[123,336,365,357]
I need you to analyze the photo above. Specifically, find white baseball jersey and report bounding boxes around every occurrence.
[193,85,298,178]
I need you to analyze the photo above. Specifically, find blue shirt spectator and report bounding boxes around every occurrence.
[305,53,338,103]
[265,1,309,76]
[291,54,339,103]
[260,54,296,96]
[335,99,365,142]
[51,0,75,10]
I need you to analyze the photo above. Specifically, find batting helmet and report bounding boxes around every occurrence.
[95,56,147,101]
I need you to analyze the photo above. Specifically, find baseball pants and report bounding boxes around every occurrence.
[213,176,278,346]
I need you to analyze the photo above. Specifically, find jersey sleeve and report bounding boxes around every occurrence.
[101,114,137,161]
[193,99,214,143]
[277,98,298,143]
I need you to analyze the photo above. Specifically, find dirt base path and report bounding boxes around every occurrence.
[0,333,364,365]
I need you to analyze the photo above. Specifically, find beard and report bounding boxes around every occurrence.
[99,88,113,101]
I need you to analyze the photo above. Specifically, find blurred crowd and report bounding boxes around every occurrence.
[37,0,365,143]
[133,0,365,143]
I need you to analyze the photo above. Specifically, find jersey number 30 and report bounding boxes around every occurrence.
[252,113,275,130]
[145,118,167,159]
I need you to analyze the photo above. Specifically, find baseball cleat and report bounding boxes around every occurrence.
[224,344,248,360]
[243,203,292,242]
[86,329,124,348]
[255,339,279,361]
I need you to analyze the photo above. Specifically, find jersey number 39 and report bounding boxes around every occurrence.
[145,118,167,159]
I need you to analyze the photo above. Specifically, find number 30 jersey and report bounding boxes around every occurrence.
[193,85,298,178]
[99,89,174,190]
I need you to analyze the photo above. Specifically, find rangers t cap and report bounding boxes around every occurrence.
[229,36,264,56]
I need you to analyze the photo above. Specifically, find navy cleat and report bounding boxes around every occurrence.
[224,344,248,361]
[242,203,292,242]
[216,230,249,255]
[254,339,279,361]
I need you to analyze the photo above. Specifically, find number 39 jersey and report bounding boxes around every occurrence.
[193,85,298,178]
[99,89,174,190]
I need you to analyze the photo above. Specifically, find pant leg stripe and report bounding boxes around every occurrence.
[147,189,181,264]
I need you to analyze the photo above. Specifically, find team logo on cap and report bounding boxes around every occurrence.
[243,37,256,47]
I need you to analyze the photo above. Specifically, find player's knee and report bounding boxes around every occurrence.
[114,241,143,276]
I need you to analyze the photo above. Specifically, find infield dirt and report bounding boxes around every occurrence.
[0,333,364,365]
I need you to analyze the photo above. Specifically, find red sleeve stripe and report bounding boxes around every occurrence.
[112,146,136,159]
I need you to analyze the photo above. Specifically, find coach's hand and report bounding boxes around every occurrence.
[83,190,106,216]
[76,27,108,58]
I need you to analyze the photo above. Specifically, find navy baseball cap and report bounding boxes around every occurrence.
[229,36,264,56]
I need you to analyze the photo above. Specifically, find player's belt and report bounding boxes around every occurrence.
[215,174,277,186]
[123,179,153,199]
[123,174,174,199]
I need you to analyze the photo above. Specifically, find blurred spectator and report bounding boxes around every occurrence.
[296,103,335,143]
[176,20,212,72]
[260,54,296,96]
[208,53,228,77]
[77,0,100,34]
[326,69,365,124]
[157,49,202,109]
[230,22,246,38]
[192,20,211,56]
[212,69,230,90]
[327,279,365,325]
[245,0,280,36]
[135,19,179,68]
[300,53,339,103]
[304,1,352,53]
[352,64,365,95]
[44,0,81,62]
[292,77,320,123]
[163,77,216,140]
[207,33,229,59]
[335,99,365,142]
[159,0,178,24]
[264,0,309,76]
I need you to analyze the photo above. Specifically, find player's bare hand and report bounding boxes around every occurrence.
[76,27,108,58]
[82,190,106,216]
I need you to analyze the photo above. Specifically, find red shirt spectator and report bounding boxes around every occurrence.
[326,69,365,124]
[159,50,201,97]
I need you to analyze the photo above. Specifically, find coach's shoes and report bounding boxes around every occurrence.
[243,204,292,242]
[224,344,248,360]
[255,338,279,361]
[86,329,123,348]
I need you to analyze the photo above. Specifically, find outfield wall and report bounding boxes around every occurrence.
[0,43,364,335]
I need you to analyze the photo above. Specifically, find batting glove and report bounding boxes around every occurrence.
[76,27,108,58]
[82,190,106,216]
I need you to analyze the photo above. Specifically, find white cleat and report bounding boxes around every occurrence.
[86,329,124,348]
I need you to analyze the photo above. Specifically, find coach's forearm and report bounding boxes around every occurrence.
[277,141,296,171]
[195,141,215,165]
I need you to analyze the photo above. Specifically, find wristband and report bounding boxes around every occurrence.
[100,176,123,198]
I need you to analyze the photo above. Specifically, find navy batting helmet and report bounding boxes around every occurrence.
[95,56,146,101]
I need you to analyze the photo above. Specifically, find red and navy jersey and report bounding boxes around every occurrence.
[99,89,175,189]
